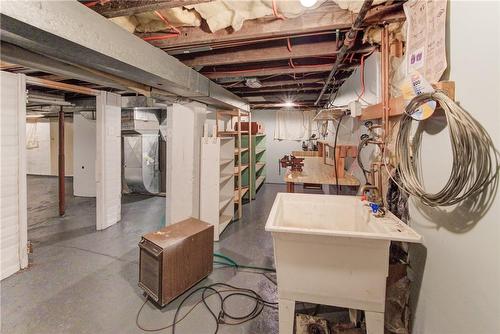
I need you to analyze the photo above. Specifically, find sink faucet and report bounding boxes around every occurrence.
[359,185,385,217]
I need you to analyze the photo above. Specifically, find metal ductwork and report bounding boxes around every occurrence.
[122,107,164,195]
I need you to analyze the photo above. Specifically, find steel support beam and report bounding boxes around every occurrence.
[0,1,248,111]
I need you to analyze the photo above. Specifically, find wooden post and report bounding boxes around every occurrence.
[58,106,65,216]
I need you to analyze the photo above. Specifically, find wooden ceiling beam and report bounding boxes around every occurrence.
[182,40,339,67]
[92,0,211,18]
[224,77,326,88]
[142,2,404,51]
[233,86,325,95]
[203,64,356,80]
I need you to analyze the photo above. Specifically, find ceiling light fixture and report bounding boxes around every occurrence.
[276,101,297,108]
[299,0,317,8]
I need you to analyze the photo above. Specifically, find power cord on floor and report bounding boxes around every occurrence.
[136,253,277,333]
[136,283,278,334]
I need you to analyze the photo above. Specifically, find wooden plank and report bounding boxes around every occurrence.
[94,0,211,18]
[144,2,405,50]
[360,82,456,120]
[203,64,357,80]
[433,81,455,100]
[283,157,360,186]
[26,76,100,96]
[182,40,339,67]
[234,86,324,95]
[360,96,405,120]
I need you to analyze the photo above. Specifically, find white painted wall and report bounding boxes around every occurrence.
[409,2,500,333]
[166,101,207,224]
[73,113,96,197]
[25,118,73,176]
[26,118,51,175]
[96,92,121,231]
[0,71,28,280]
[250,109,302,184]
[251,53,381,185]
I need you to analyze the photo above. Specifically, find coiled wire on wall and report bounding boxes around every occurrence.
[393,91,497,207]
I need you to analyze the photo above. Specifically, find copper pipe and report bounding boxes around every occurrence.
[381,25,390,142]
[58,106,65,216]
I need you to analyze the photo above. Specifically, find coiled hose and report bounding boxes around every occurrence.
[392,91,498,207]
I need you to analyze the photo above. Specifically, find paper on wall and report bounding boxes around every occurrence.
[403,0,447,83]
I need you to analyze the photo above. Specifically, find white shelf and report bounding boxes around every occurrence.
[219,196,232,213]
[220,158,233,166]
[220,173,232,184]
[219,215,232,232]
[201,136,235,241]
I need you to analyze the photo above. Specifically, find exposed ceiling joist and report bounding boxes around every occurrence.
[182,40,340,67]
[92,0,211,18]
[203,64,357,80]
[0,1,248,110]
[234,86,326,95]
[143,3,404,51]
[224,77,326,89]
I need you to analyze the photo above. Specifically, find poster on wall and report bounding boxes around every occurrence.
[404,0,447,83]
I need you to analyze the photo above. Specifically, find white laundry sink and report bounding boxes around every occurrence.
[265,193,422,334]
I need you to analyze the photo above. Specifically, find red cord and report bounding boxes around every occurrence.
[287,38,292,52]
[154,10,181,34]
[84,0,110,7]
[272,0,285,20]
[349,52,355,63]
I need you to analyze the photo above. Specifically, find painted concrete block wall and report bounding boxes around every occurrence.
[73,113,96,197]
[25,118,74,176]
[251,54,380,185]
[0,71,28,280]
[96,92,121,231]
[26,119,51,175]
[409,2,500,333]
[166,102,207,224]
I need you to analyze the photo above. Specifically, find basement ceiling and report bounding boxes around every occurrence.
[4,0,407,110]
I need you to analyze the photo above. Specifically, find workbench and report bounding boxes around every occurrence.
[283,157,360,193]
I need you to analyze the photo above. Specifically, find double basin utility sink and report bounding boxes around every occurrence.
[265,193,422,334]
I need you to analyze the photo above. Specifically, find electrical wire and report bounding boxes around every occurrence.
[357,136,373,183]
[333,114,346,194]
[389,91,498,206]
[171,283,278,334]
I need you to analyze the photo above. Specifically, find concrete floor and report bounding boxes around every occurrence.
[1,176,283,334]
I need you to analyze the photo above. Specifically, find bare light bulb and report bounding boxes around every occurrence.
[299,0,317,8]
